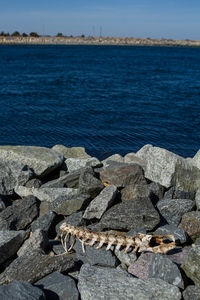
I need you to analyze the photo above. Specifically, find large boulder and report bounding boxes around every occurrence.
[136,145,200,190]
[0,145,64,178]
[52,145,91,159]
[181,244,200,285]
[99,197,160,231]
[66,157,101,172]
[78,264,181,300]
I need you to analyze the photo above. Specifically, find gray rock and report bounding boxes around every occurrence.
[14,186,78,203]
[0,197,6,211]
[164,187,196,200]
[31,211,56,233]
[157,198,195,226]
[0,160,33,195]
[0,230,26,265]
[100,198,160,231]
[35,271,79,300]
[100,163,146,187]
[179,211,200,241]
[167,246,191,266]
[102,154,124,167]
[183,285,200,300]
[114,247,137,268]
[196,188,200,210]
[52,145,91,159]
[78,264,181,300]
[128,252,154,279]
[0,145,64,178]
[181,244,200,285]
[136,144,200,191]
[78,167,104,198]
[121,183,150,202]
[42,170,80,188]
[153,224,188,244]
[49,240,65,255]
[148,182,165,203]
[83,185,118,220]
[193,149,200,169]
[25,179,42,188]
[17,229,48,257]
[0,250,77,284]
[49,193,91,215]
[73,238,118,267]
[66,157,101,172]
[0,281,46,300]
[0,196,39,230]
[148,253,184,289]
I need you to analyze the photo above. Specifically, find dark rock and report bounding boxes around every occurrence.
[100,164,146,188]
[157,198,195,226]
[25,179,42,188]
[55,212,84,238]
[0,250,77,284]
[99,198,160,231]
[41,170,80,189]
[17,229,48,257]
[148,253,184,289]
[0,197,6,212]
[83,185,118,220]
[0,230,26,265]
[182,285,200,300]
[153,224,188,244]
[148,182,165,204]
[0,281,46,300]
[73,238,118,267]
[181,244,200,285]
[78,264,181,300]
[78,167,104,198]
[164,187,196,200]
[167,246,191,266]
[0,160,33,195]
[31,211,56,234]
[35,271,79,300]
[0,196,39,230]
[128,252,154,279]
[121,183,150,202]
[49,240,65,255]
[49,193,91,215]
[179,211,200,241]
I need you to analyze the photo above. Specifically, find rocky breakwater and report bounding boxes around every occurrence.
[0,144,199,299]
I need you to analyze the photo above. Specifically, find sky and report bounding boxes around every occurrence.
[0,0,200,40]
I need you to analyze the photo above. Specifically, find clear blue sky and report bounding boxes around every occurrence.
[0,0,199,39]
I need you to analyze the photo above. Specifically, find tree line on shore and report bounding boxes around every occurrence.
[0,31,85,38]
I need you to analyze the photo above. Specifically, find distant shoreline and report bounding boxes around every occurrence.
[1,36,200,47]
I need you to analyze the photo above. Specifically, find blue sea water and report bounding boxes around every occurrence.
[0,45,199,159]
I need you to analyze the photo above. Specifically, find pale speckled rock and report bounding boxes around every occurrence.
[148,253,184,289]
[83,185,118,220]
[102,154,124,167]
[0,250,77,284]
[0,145,64,178]
[78,264,181,300]
[17,229,48,257]
[128,252,154,279]
[0,160,33,195]
[52,145,91,159]
[182,285,200,300]
[179,211,200,241]
[136,144,200,190]
[99,197,160,231]
[195,188,200,210]
[66,157,101,172]
[153,224,188,244]
[0,281,46,300]
[181,244,200,285]
[0,230,26,265]
[35,271,79,300]
[14,186,78,202]
[193,149,200,169]
[157,198,195,226]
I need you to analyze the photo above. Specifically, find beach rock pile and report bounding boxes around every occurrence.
[0,144,199,299]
